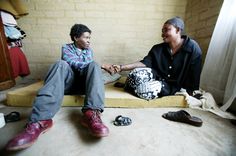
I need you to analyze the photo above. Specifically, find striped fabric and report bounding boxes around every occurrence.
[61,43,93,69]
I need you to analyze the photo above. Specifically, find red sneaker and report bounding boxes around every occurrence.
[5,119,53,151]
[80,110,109,137]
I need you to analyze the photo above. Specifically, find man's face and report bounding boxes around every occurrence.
[161,24,179,43]
[74,32,91,49]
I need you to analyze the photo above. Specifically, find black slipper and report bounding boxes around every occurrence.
[114,82,125,88]
[113,115,132,126]
[230,119,236,126]
[162,110,203,127]
[4,112,21,123]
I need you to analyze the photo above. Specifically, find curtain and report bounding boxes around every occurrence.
[200,0,236,111]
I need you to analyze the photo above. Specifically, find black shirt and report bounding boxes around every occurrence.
[140,35,202,95]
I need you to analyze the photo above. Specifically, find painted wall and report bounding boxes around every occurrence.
[17,0,187,79]
[16,0,222,79]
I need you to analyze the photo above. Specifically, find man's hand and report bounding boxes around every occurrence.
[101,64,115,75]
[112,64,122,73]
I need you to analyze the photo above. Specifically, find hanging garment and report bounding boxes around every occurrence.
[8,47,30,78]
[0,11,17,26]
[8,40,23,48]
[4,25,26,41]
[4,25,22,39]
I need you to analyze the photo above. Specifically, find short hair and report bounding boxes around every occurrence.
[70,24,91,42]
[165,16,184,32]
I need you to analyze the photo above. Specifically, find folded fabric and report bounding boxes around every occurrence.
[124,68,162,100]
[162,110,203,127]
[4,25,22,39]
[0,11,17,26]
[175,89,236,120]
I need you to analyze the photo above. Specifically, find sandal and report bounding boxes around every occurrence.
[4,112,21,123]
[113,115,132,126]
[162,110,203,127]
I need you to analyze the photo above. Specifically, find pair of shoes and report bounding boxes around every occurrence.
[5,119,53,151]
[80,110,109,137]
[162,110,203,127]
[113,115,132,126]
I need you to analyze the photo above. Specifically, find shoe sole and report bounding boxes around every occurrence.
[6,126,52,151]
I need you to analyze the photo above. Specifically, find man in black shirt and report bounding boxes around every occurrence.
[109,17,202,98]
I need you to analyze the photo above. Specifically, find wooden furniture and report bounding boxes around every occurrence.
[0,16,15,90]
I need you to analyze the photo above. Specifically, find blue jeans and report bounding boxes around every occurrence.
[30,60,104,122]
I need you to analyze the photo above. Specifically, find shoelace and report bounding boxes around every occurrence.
[25,122,40,133]
[90,111,102,124]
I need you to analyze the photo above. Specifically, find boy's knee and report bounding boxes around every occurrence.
[54,60,70,68]
[87,61,100,69]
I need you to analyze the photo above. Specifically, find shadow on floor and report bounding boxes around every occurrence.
[68,110,102,144]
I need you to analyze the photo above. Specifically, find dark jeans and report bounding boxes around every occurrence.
[30,60,104,122]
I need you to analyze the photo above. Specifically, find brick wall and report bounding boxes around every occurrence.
[185,0,223,63]
[17,0,187,79]
[17,0,223,80]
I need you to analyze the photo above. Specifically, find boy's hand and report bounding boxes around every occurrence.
[101,64,115,75]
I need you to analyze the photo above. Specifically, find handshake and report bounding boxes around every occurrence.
[101,64,123,75]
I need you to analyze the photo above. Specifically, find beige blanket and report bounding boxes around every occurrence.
[175,89,236,119]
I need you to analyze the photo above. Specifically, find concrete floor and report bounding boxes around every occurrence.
[0,82,235,156]
[1,106,236,156]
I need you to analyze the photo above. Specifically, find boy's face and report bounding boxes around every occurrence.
[74,32,91,49]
